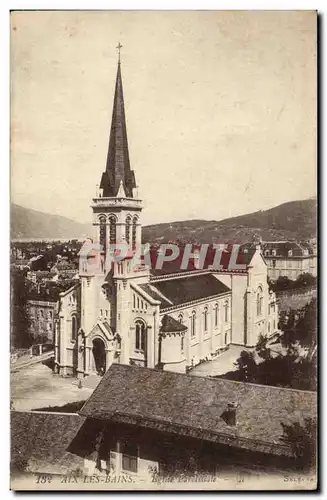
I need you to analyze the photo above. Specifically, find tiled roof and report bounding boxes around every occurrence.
[80,364,316,457]
[11,411,85,475]
[150,274,230,309]
[260,242,315,258]
[138,283,172,308]
[160,314,188,333]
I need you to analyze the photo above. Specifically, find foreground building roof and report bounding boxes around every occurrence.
[80,364,316,457]
[11,411,85,475]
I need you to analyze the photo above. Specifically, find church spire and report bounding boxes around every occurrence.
[100,47,136,198]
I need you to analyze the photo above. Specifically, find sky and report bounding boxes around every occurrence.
[10,10,316,225]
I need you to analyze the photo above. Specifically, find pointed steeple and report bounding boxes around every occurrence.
[100,56,136,198]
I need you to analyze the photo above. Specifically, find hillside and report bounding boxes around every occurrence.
[11,199,316,242]
[142,199,317,244]
[11,204,93,240]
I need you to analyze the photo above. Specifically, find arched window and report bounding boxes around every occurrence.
[99,215,107,252]
[125,216,131,245]
[132,216,138,249]
[203,306,208,332]
[178,313,184,324]
[109,216,117,245]
[190,311,196,337]
[71,315,78,341]
[256,287,263,316]
[135,321,146,352]
[224,301,229,323]
[214,303,219,328]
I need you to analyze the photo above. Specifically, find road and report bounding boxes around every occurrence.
[11,361,94,411]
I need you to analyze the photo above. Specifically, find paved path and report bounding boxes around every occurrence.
[10,351,54,372]
[189,345,256,377]
[11,362,94,411]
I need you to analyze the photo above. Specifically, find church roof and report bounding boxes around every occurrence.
[148,273,230,310]
[160,314,188,333]
[99,61,136,198]
[138,283,172,309]
[149,246,255,277]
[79,364,316,457]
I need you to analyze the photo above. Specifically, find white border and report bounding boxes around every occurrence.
[2,3,323,499]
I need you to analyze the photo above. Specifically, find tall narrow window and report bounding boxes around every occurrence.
[99,215,107,253]
[203,306,208,332]
[256,287,263,316]
[125,216,131,245]
[135,321,146,352]
[224,301,229,323]
[132,216,138,249]
[181,336,184,352]
[109,216,117,245]
[214,303,219,328]
[190,311,196,337]
[178,313,183,324]
[71,315,77,341]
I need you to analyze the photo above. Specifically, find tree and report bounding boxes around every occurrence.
[235,351,257,382]
[274,276,294,292]
[224,298,317,391]
[11,268,33,349]
[294,273,316,289]
[280,417,316,469]
[294,298,317,350]
[255,334,272,361]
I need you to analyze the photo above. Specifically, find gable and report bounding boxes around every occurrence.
[87,321,114,342]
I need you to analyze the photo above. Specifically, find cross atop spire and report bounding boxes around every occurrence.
[116,42,123,63]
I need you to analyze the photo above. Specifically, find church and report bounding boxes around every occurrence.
[54,53,279,378]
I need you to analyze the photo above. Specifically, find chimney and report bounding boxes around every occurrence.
[221,401,239,426]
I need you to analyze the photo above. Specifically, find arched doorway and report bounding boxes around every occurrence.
[92,338,106,375]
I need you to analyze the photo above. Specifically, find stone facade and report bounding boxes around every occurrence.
[262,242,317,280]
[27,299,58,343]
[54,58,279,378]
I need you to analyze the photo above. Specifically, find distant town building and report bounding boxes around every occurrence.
[55,57,279,378]
[262,241,317,281]
[27,299,58,343]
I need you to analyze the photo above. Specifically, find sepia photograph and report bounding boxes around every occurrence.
[10,10,317,491]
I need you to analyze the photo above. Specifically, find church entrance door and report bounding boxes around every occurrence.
[92,338,106,375]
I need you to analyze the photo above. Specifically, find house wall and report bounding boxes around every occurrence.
[162,293,232,370]
[27,300,57,342]
[77,421,296,481]
[266,256,317,280]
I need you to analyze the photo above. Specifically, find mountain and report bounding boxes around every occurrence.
[11,204,93,241]
[142,199,317,244]
[11,198,316,242]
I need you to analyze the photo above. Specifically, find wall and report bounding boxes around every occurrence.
[56,285,81,376]
[78,420,296,480]
[27,300,57,342]
[162,293,232,369]
[266,256,317,280]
